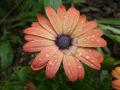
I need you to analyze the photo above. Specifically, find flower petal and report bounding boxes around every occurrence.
[73,48,101,70]
[31,22,40,27]
[112,70,120,80]
[23,38,54,52]
[24,35,43,41]
[112,80,120,90]
[31,46,58,70]
[81,29,104,37]
[63,55,78,82]
[63,7,79,34]
[83,48,103,63]
[24,27,55,40]
[75,58,85,80]
[57,4,66,20]
[37,13,57,36]
[112,67,120,79]
[46,50,63,78]
[71,21,97,38]
[45,7,62,34]
[73,36,107,47]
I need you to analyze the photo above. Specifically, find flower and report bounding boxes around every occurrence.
[23,5,106,81]
[112,67,120,90]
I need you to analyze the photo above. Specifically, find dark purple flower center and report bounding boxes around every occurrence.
[55,34,72,49]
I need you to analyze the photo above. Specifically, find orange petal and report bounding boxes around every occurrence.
[63,7,80,34]
[62,46,77,56]
[71,21,97,38]
[115,67,120,75]
[46,50,63,78]
[75,58,85,80]
[23,39,54,52]
[57,4,66,20]
[83,21,97,30]
[73,36,107,47]
[63,55,78,82]
[73,48,101,70]
[112,70,120,80]
[24,27,55,40]
[112,67,120,79]
[45,7,62,34]
[24,35,43,41]
[31,22,40,27]
[112,80,120,90]
[31,46,58,70]
[80,29,104,37]
[37,14,57,36]
[71,15,86,36]
[84,48,103,63]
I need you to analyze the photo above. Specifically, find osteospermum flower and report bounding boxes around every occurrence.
[23,5,107,81]
[112,67,120,90]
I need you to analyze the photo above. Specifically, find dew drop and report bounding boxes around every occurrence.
[46,54,49,57]
[86,56,90,59]
[97,40,100,42]
[92,35,95,37]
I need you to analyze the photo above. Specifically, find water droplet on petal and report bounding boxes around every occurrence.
[97,40,100,42]
[86,56,90,59]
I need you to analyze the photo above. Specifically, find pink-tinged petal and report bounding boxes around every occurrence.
[57,4,66,20]
[45,7,62,34]
[87,49,103,63]
[62,46,77,56]
[73,48,101,70]
[46,50,63,78]
[31,46,58,70]
[63,7,80,34]
[83,21,97,30]
[23,39,54,52]
[81,29,104,37]
[37,14,57,36]
[24,27,55,40]
[24,35,42,41]
[112,80,120,90]
[73,36,107,47]
[63,55,78,82]
[71,21,97,38]
[74,58,85,80]
[112,70,120,80]
[71,15,86,37]
[31,22,40,27]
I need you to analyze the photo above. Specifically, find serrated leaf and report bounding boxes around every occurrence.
[0,41,13,69]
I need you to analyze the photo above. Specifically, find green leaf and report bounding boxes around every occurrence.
[0,41,13,69]
[15,66,31,82]
[99,24,120,35]
[44,0,62,10]
[73,0,86,3]
[98,18,120,25]
[2,81,24,90]
[102,55,115,70]
[99,70,112,90]
[110,35,120,45]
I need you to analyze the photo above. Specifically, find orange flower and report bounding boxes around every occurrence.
[23,5,106,81]
[112,67,120,90]
[112,67,120,80]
